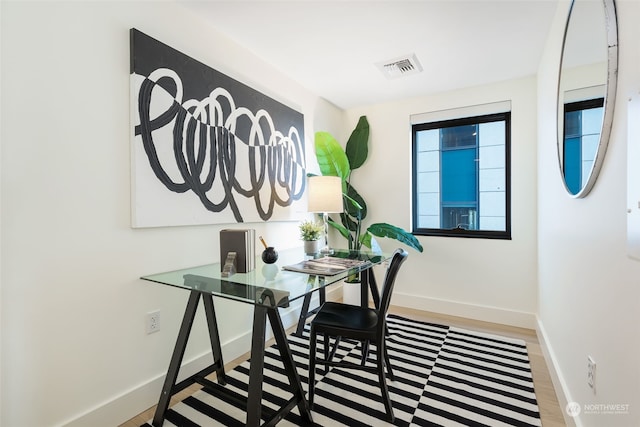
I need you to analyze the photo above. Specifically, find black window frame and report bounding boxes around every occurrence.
[411,112,512,240]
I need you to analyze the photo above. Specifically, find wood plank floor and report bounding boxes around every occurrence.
[120,305,566,427]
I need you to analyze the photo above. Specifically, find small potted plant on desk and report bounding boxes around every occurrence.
[299,220,324,255]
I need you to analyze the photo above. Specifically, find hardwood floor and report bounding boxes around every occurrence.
[120,305,566,427]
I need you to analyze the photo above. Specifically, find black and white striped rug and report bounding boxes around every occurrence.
[145,314,541,426]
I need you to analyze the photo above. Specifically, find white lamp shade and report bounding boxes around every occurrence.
[307,176,343,213]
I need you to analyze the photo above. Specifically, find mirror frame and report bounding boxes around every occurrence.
[557,0,618,198]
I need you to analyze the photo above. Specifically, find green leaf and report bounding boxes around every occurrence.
[328,216,351,240]
[367,223,424,252]
[314,132,350,179]
[344,182,367,220]
[359,231,372,250]
[343,192,363,212]
[340,212,359,233]
[345,116,369,170]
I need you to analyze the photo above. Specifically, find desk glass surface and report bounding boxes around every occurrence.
[141,248,390,308]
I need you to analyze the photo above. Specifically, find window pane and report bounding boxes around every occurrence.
[565,110,581,137]
[478,121,505,147]
[441,148,477,203]
[442,124,477,149]
[417,128,439,151]
[442,207,477,230]
[479,168,504,192]
[582,107,603,135]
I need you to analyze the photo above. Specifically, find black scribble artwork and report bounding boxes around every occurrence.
[130,29,306,226]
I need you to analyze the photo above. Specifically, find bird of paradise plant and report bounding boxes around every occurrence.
[313,115,423,255]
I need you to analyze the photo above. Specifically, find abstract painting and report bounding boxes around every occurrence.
[130,29,306,227]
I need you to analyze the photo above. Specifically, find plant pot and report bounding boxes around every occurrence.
[303,239,321,255]
[342,280,361,306]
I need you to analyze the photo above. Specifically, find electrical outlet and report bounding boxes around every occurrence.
[146,310,160,334]
[587,355,596,392]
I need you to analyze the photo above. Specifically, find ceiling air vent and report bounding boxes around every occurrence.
[376,53,423,79]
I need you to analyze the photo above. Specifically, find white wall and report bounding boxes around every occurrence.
[0,1,340,426]
[344,77,539,329]
[537,0,640,426]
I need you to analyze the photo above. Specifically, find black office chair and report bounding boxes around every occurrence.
[307,248,408,422]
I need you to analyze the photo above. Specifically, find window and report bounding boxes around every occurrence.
[412,110,511,239]
[563,98,604,194]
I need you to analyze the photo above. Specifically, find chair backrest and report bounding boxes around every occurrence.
[377,248,409,331]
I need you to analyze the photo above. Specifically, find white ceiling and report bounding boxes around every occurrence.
[179,0,559,109]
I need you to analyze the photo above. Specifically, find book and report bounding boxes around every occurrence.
[282,256,369,276]
[219,229,255,273]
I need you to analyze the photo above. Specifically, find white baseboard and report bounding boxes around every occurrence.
[62,287,340,427]
[392,292,537,329]
[535,317,577,427]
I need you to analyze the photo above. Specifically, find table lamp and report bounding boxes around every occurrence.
[307,175,343,255]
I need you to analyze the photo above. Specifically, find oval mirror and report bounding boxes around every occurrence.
[557,0,618,198]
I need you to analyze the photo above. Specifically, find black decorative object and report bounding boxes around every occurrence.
[261,247,278,264]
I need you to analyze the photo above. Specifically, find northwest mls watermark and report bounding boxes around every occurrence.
[566,402,630,417]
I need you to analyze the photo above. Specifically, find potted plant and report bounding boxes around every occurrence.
[313,116,423,301]
[313,115,423,254]
[299,220,324,255]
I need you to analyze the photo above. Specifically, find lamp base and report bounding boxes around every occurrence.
[320,212,334,256]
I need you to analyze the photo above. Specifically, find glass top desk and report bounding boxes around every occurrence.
[141,248,391,427]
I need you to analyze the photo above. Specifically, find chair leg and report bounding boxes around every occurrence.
[309,327,317,406]
[360,340,369,366]
[383,344,394,381]
[323,334,329,374]
[325,335,342,374]
[376,346,394,423]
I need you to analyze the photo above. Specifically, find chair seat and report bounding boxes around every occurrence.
[311,301,379,334]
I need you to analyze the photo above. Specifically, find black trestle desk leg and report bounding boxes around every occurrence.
[361,269,370,308]
[246,305,268,426]
[202,294,226,385]
[268,307,314,425]
[368,268,381,309]
[295,293,312,337]
[295,279,325,337]
[152,290,201,427]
